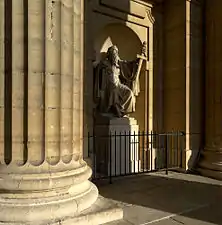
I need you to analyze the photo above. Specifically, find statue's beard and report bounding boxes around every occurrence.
[110,54,119,66]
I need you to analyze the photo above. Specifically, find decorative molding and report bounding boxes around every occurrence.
[146,8,155,24]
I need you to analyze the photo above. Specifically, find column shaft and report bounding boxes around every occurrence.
[198,0,222,180]
[60,0,74,162]
[28,0,45,165]
[73,0,82,160]
[45,0,61,164]
[11,0,24,164]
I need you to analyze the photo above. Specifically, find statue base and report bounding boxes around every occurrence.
[93,114,141,176]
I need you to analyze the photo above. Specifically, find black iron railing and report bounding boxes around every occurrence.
[88,131,185,183]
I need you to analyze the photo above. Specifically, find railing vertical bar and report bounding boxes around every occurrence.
[169,133,171,168]
[180,133,184,168]
[138,131,140,173]
[171,132,173,168]
[129,131,131,174]
[142,131,145,173]
[125,131,127,175]
[109,131,112,184]
[88,132,90,158]
[178,132,180,168]
[93,130,96,180]
[165,134,168,175]
[146,131,149,171]
[134,131,136,174]
[178,132,180,167]
[151,131,153,171]
[174,131,178,167]
[176,131,180,167]
[104,135,107,179]
[170,132,173,168]
[146,131,150,171]
[157,133,160,170]
[115,131,117,177]
[120,131,122,176]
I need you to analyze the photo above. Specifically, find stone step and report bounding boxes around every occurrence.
[51,196,123,225]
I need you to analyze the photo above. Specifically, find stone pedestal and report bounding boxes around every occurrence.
[94,115,141,176]
[0,0,122,224]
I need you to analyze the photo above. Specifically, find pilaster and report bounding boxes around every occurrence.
[163,0,204,170]
[185,0,204,170]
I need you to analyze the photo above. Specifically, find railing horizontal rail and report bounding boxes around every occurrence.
[88,132,185,138]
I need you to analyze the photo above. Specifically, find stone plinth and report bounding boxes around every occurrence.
[93,114,141,176]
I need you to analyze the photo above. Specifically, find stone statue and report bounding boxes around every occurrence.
[93,42,147,117]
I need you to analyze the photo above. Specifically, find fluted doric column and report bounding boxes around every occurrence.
[0,0,98,223]
[198,0,222,180]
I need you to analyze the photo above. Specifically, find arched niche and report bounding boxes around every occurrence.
[94,23,142,61]
[93,23,147,131]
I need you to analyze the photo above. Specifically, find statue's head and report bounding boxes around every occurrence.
[107,45,120,66]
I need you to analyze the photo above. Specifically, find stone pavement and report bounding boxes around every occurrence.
[95,172,222,225]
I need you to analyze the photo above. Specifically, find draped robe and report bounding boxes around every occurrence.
[93,58,139,117]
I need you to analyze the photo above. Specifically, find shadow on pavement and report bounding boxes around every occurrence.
[95,173,222,224]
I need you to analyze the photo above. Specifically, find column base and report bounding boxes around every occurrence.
[197,148,222,180]
[0,181,99,224]
[0,161,99,224]
[0,160,123,224]
[197,167,222,180]
[0,195,123,225]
